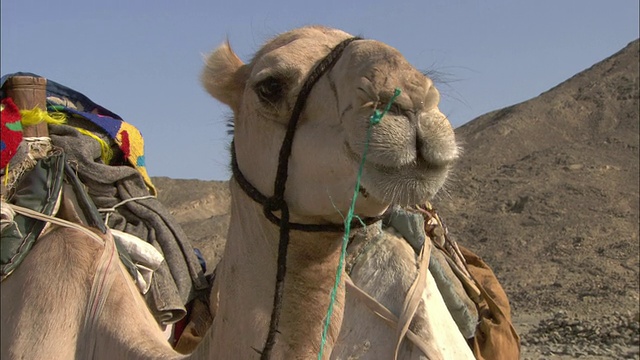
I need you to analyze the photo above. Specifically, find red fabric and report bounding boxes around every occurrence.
[1,98,23,168]
[171,301,191,346]
[119,130,130,159]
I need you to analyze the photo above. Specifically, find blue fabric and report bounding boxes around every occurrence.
[1,72,122,120]
[58,107,122,138]
[2,72,124,139]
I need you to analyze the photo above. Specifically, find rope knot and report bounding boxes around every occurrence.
[369,88,402,125]
[265,196,285,212]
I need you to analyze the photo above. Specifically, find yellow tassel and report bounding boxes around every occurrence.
[18,107,113,165]
[75,128,114,165]
[3,163,9,187]
[20,107,67,126]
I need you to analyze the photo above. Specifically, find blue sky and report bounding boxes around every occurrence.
[2,1,638,180]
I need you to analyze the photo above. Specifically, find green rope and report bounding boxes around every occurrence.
[317,88,402,359]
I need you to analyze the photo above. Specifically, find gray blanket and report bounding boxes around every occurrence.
[49,124,208,325]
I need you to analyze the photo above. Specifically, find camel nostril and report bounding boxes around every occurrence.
[415,135,424,155]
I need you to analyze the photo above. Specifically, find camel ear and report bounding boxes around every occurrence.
[201,41,248,112]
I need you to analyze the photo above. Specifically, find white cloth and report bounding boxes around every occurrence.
[111,229,164,294]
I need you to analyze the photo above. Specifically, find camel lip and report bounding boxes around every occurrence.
[369,159,449,176]
[346,150,450,206]
[344,140,450,178]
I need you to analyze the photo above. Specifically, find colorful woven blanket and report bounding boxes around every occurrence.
[0,72,156,195]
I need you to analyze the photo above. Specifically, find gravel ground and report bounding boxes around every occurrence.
[519,311,639,359]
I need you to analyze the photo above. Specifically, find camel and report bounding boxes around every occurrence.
[202,25,474,359]
[1,25,475,359]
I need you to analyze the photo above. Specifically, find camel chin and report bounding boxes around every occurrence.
[360,163,451,207]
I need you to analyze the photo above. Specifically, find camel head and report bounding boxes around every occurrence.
[202,26,458,224]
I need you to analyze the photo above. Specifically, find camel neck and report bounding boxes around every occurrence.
[209,181,346,359]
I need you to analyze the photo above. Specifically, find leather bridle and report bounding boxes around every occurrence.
[230,36,382,359]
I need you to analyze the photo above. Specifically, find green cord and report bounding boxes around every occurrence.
[317,88,401,359]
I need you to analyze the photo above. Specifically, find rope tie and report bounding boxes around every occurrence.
[97,195,155,225]
[0,202,18,233]
[317,88,402,359]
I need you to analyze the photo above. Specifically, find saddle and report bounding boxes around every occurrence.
[1,74,208,327]
[174,202,521,358]
[384,204,521,360]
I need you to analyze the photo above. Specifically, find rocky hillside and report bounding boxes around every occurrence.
[436,39,639,359]
[153,39,639,359]
[152,177,229,273]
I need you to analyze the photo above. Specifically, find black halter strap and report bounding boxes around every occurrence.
[230,36,383,359]
[231,141,380,232]
[231,36,379,233]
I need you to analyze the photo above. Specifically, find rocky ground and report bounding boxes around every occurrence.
[153,39,639,359]
[519,311,639,359]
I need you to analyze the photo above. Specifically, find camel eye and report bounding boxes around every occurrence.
[254,76,286,104]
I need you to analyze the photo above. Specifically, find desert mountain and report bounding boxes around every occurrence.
[153,39,639,359]
[437,39,639,315]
